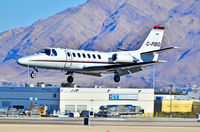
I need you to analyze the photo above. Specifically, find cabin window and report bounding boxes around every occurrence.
[52,49,57,56]
[87,54,91,58]
[93,54,96,59]
[98,55,101,59]
[40,49,51,56]
[77,53,81,58]
[82,53,86,58]
[67,52,70,57]
[72,52,76,57]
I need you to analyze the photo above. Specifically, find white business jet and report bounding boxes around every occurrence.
[17,26,177,83]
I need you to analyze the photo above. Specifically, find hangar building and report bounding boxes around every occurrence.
[59,87,154,114]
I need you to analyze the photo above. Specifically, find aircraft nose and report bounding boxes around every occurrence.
[17,57,29,66]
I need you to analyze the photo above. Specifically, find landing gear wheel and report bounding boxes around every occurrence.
[114,75,120,82]
[30,72,36,78]
[67,76,74,83]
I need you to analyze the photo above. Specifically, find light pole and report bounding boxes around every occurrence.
[169,85,173,117]
[90,99,94,111]
[27,64,30,85]
[153,65,156,90]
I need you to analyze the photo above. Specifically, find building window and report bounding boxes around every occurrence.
[77,105,87,113]
[65,105,75,113]
[53,93,56,98]
[98,55,101,59]
[72,53,76,57]
[2,101,11,107]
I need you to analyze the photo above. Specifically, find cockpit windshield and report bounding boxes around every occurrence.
[36,48,57,56]
[40,49,51,56]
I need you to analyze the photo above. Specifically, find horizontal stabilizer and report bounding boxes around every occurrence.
[157,60,168,63]
[141,47,179,55]
[117,48,129,51]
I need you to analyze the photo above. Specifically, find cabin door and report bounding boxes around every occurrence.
[64,50,72,69]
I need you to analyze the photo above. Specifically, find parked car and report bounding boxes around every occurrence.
[73,112,80,117]
[8,108,18,117]
[68,112,74,117]
[80,110,94,117]
[13,105,25,116]
[18,109,25,116]
[0,107,8,117]
[64,111,74,117]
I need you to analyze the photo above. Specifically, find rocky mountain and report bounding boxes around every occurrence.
[0,0,200,88]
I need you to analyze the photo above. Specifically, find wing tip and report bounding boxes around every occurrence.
[157,60,168,63]
[174,46,180,49]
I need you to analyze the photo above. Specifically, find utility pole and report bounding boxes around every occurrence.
[27,64,30,85]
[169,84,173,117]
[90,99,94,111]
[153,65,156,90]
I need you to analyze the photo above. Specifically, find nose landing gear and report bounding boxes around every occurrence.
[30,67,38,78]
[30,71,36,78]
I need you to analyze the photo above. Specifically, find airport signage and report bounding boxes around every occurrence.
[109,94,138,100]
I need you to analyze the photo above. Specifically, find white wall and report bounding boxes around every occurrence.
[60,88,154,114]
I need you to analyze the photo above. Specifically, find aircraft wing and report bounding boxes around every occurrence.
[114,67,143,76]
[74,71,102,77]
[82,60,166,76]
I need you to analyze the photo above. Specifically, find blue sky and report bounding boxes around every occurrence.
[0,0,87,33]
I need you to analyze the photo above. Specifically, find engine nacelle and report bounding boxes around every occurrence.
[112,53,135,63]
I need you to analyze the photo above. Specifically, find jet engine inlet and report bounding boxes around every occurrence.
[112,54,117,62]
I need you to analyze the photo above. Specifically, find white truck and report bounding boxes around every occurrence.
[97,104,144,117]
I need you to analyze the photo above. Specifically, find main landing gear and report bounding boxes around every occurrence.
[66,71,74,83]
[114,74,120,82]
[67,76,74,83]
[30,67,38,78]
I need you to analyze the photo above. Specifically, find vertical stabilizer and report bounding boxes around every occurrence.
[138,26,165,61]
[139,26,165,53]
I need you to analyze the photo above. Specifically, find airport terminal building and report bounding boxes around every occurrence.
[0,86,154,115]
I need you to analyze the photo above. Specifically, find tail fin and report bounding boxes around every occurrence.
[139,26,165,53]
[138,26,165,62]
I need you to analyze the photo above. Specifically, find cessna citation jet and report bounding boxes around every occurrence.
[17,26,177,83]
